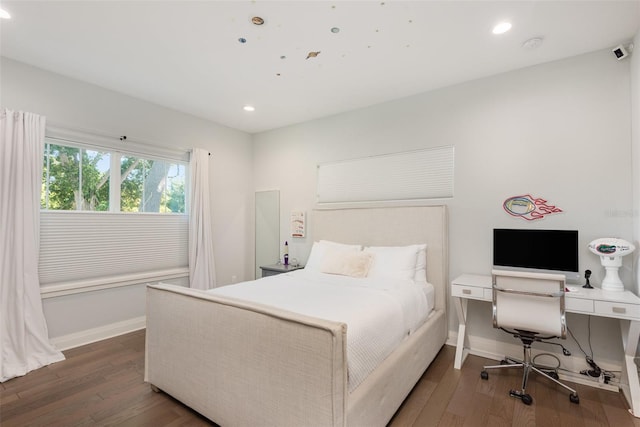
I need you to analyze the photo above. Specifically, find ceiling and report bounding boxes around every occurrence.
[1,1,639,134]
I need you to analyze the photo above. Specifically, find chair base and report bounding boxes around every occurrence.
[509,389,533,405]
[481,356,580,405]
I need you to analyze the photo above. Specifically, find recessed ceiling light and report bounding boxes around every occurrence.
[243,105,255,112]
[251,16,264,25]
[492,22,512,35]
[0,8,11,19]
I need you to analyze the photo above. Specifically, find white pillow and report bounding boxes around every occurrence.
[320,251,374,278]
[305,240,362,272]
[364,245,421,281]
[414,244,427,282]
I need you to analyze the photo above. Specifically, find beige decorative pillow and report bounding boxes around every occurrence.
[320,250,373,278]
[364,244,420,280]
[305,240,362,272]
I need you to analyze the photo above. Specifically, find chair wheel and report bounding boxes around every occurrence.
[570,393,580,404]
[548,371,559,380]
[522,394,533,405]
[500,359,509,365]
[481,371,489,380]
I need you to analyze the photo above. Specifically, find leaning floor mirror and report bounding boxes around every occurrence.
[255,190,280,279]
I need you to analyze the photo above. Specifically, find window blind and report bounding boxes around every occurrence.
[39,211,188,287]
[317,146,454,204]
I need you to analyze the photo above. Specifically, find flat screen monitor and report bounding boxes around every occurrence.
[493,228,580,282]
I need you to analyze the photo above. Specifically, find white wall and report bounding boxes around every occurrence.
[632,32,640,295]
[253,49,634,366]
[1,57,254,340]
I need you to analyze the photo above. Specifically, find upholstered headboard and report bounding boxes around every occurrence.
[312,205,449,313]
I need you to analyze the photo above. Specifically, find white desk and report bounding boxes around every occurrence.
[452,274,640,417]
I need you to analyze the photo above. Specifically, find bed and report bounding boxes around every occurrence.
[145,205,448,426]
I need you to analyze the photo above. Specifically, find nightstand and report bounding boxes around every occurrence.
[260,264,304,278]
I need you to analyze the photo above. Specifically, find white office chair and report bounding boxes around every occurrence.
[480,269,580,405]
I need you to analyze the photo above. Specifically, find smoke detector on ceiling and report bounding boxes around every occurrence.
[522,37,544,50]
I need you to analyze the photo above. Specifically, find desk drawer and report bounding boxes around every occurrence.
[595,301,640,319]
[566,298,594,313]
[452,284,488,300]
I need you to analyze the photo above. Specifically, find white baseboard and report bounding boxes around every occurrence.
[50,316,146,351]
[447,330,620,392]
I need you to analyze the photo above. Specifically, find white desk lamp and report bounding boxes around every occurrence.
[588,238,635,292]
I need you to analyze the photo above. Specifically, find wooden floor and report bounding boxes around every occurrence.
[1,330,639,426]
[390,347,640,427]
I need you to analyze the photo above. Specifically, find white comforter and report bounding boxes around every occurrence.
[208,270,433,392]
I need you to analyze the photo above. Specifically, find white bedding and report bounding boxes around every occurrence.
[208,269,434,392]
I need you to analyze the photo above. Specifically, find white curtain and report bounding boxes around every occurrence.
[0,109,65,382]
[189,148,216,289]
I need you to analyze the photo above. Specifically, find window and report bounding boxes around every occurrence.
[39,130,190,296]
[42,140,186,213]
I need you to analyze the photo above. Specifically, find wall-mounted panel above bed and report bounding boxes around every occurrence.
[317,146,454,204]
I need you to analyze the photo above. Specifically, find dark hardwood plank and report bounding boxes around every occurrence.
[412,356,462,426]
[484,361,517,424]
[436,411,464,426]
[533,376,565,427]
[601,404,640,427]
[388,379,438,427]
[1,332,639,427]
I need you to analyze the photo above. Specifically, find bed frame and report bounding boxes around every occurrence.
[145,205,448,426]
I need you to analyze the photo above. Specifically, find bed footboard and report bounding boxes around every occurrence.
[145,283,348,427]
